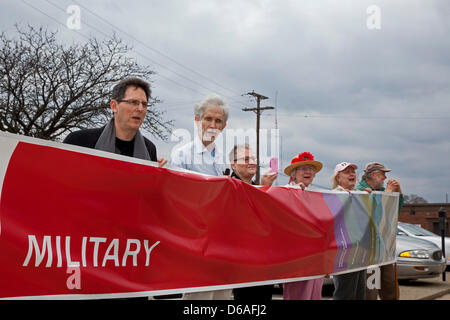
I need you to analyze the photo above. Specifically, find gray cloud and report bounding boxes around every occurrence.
[1,0,449,202]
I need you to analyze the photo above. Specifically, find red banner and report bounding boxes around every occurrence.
[0,137,342,299]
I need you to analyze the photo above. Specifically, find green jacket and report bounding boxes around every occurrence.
[356,179,404,214]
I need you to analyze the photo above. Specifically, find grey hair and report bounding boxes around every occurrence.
[194,94,229,122]
[331,175,339,189]
[229,143,250,162]
[289,168,298,184]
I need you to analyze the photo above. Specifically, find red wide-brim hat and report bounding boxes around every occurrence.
[283,152,323,176]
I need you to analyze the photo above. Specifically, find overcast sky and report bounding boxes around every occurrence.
[2,0,450,202]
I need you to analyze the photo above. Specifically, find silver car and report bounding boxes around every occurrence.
[396,234,446,280]
[323,233,446,289]
[398,222,450,267]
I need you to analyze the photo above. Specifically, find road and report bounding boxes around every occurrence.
[399,271,450,300]
[319,271,450,300]
[152,271,450,300]
[436,293,450,300]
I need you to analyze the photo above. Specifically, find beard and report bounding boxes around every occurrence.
[373,179,385,190]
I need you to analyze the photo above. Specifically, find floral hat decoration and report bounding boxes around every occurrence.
[283,152,323,176]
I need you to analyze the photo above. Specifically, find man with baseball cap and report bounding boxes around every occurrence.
[358,162,403,194]
[357,162,404,300]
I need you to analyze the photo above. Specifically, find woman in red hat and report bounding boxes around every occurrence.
[282,152,324,300]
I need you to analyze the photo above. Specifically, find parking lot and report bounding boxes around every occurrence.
[318,271,450,300]
[155,271,450,300]
[398,271,450,300]
[269,271,450,300]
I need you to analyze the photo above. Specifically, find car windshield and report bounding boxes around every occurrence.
[399,223,438,236]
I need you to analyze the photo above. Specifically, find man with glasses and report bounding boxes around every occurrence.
[229,144,277,186]
[64,77,167,167]
[356,162,404,300]
[229,144,277,301]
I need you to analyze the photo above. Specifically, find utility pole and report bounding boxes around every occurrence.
[242,91,274,184]
[438,207,447,281]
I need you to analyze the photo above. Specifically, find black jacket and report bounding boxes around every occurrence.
[63,127,158,161]
[230,171,256,185]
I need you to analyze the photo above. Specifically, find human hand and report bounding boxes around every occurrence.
[261,170,278,186]
[157,157,168,168]
[386,179,402,194]
[363,188,372,193]
[295,182,306,190]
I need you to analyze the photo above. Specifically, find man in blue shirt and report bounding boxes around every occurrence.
[170,94,231,299]
[170,94,229,176]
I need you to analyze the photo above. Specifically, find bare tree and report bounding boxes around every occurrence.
[0,25,172,141]
[404,194,428,204]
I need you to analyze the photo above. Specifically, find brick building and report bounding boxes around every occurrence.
[399,203,450,236]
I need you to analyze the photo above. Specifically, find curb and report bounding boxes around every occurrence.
[419,287,450,300]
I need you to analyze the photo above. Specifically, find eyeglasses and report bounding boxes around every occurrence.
[234,156,257,164]
[298,166,316,172]
[117,99,151,108]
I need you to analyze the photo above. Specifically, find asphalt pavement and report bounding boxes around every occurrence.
[399,271,450,300]
[153,272,450,300]
[318,271,450,300]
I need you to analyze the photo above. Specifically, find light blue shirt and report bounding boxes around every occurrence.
[169,135,229,176]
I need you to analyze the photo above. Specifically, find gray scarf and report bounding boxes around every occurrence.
[94,118,151,160]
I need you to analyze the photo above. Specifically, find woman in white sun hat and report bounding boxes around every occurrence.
[330,161,367,300]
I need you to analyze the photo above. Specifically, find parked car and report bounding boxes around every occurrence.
[323,233,446,289]
[396,234,446,280]
[398,222,450,267]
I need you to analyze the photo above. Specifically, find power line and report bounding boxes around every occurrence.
[256,105,450,121]
[263,112,450,120]
[43,0,248,108]
[161,92,253,110]
[44,0,222,97]
[72,0,244,99]
[21,0,210,96]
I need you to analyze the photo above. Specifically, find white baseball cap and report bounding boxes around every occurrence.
[334,162,358,177]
